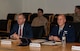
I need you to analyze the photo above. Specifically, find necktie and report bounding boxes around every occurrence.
[20,26,22,36]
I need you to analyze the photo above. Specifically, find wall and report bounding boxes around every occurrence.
[22,0,80,14]
[0,0,80,19]
[0,0,22,19]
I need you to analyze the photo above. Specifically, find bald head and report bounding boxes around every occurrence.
[57,14,66,26]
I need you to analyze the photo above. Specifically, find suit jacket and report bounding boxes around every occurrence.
[49,23,75,42]
[10,22,33,39]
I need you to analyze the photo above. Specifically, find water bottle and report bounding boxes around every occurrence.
[62,31,67,47]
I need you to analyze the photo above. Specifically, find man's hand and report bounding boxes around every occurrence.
[49,36,61,42]
[11,32,19,40]
[53,36,61,42]
[49,36,54,40]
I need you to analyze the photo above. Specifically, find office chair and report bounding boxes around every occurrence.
[0,20,12,39]
[32,26,45,39]
[29,13,37,24]
[7,13,16,21]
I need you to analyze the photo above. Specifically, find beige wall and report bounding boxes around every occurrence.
[0,0,80,19]
[0,0,22,19]
[22,0,80,14]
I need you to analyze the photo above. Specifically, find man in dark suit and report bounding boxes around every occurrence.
[10,13,33,40]
[48,14,75,42]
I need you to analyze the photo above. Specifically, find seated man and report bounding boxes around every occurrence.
[10,13,33,40]
[48,14,75,42]
[31,8,48,34]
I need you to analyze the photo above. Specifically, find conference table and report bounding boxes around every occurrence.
[0,39,79,51]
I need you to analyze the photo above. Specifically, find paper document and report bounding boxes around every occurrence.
[1,39,12,45]
[31,39,46,43]
[41,41,61,46]
[72,46,80,50]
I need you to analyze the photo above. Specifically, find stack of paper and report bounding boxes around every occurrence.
[41,41,56,45]
[72,46,80,50]
[41,41,61,46]
[55,42,62,45]
[31,39,46,43]
[31,39,61,46]
[1,39,12,45]
[29,43,41,47]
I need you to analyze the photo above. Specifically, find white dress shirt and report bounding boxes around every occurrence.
[18,23,24,38]
[58,27,63,35]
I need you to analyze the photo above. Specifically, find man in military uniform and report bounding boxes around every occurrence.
[31,8,48,34]
[69,6,80,22]
[48,14,75,42]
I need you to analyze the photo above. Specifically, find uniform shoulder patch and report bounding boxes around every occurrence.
[69,25,72,27]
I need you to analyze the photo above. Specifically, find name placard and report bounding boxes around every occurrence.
[1,40,12,45]
[29,43,41,47]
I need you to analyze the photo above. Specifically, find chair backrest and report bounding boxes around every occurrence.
[52,14,59,25]
[7,13,16,21]
[29,13,37,24]
[52,14,73,24]
[10,20,17,31]
[0,20,8,31]
[0,20,12,33]
[66,15,73,22]
[43,13,53,22]
[22,13,32,22]
[7,20,12,33]
[71,22,80,42]
[32,26,45,39]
